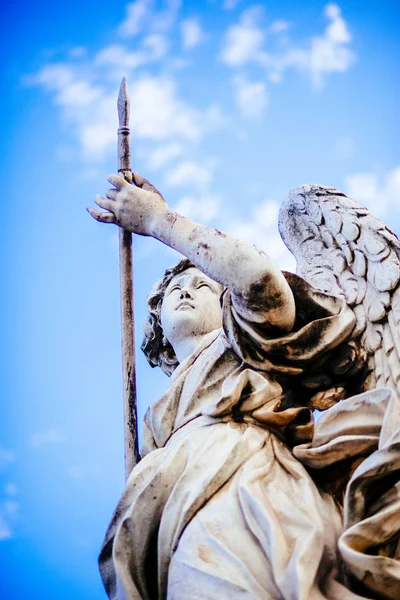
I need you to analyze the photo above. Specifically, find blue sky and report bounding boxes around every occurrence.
[1,1,400,598]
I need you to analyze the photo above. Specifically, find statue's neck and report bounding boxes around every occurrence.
[172,334,209,364]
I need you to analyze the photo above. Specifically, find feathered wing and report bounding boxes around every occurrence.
[279,183,400,402]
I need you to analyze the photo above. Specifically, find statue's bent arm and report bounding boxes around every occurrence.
[88,172,296,332]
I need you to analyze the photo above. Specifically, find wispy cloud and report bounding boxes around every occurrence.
[220,3,356,88]
[95,35,168,70]
[223,0,241,11]
[27,66,210,160]
[220,6,265,67]
[345,165,400,219]
[165,160,214,190]
[0,444,15,470]
[173,194,222,223]
[27,2,356,168]
[0,515,12,541]
[0,489,19,541]
[232,76,268,118]
[68,46,87,59]
[145,142,183,169]
[269,20,291,34]
[31,428,67,448]
[149,0,182,33]
[130,76,203,141]
[181,19,203,50]
[225,200,296,272]
[306,3,355,88]
[119,0,182,37]
[118,0,154,38]
[4,484,17,496]
[27,31,219,164]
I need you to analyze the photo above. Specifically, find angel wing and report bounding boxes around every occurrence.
[279,184,400,403]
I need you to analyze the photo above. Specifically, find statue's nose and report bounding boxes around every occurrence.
[180,289,192,300]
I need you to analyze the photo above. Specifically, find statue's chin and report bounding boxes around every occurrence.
[166,309,220,341]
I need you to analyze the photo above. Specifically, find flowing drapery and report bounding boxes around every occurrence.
[99,274,400,599]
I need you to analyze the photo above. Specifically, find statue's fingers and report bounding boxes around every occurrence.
[106,188,118,201]
[132,171,162,196]
[94,194,115,212]
[86,207,116,224]
[108,173,129,190]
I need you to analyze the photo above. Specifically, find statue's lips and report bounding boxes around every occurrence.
[176,302,195,311]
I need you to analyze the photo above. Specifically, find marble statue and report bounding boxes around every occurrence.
[88,174,400,600]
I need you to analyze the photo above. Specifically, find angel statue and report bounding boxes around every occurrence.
[88,173,400,600]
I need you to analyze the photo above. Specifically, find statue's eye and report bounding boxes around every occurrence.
[197,282,211,290]
[169,285,180,293]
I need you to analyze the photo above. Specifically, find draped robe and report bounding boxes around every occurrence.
[100,273,400,600]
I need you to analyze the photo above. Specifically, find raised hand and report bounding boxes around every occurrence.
[88,171,295,330]
[87,172,167,236]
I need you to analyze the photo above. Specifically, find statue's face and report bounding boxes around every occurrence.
[160,267,223,344]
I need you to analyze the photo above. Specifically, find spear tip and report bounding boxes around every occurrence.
[118,77,130,127]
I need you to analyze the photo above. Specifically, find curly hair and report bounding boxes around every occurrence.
[141,258,194,376]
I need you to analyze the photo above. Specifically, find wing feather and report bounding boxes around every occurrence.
[279,184,400,401]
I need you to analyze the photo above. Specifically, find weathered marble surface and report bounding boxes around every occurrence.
[89,176,400,599]
[279,184,400,402]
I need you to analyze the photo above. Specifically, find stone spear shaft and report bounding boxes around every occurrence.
[117,77,140,478]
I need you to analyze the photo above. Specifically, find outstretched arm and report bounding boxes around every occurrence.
[88,173,295,331]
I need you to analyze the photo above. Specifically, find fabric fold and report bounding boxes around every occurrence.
[99,273,399,600]
[294,388,400,599]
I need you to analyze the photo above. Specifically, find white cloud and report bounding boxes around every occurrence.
[269,20,291,34]
[147,143,183,169]
[143,33,168,58]
[181,19,203,50]
[28,1,354,173]
[0,445,15,470]
[28,64,103,107]
[3,501,18,517]
[31,428,67,448]
[325,3,350,42]
[119,0,180,37]
[130,76,202,141]
[151,0,182,33]
[345,166,400,219]
[119,0,153,37]
[26,64,115,160]
[223,0,241,10]
[95,45,146,69]
[233,76,268,118]
[27,0,212,164]
[173,194,222,222]
[165,160,213,189]
[57,80,104,108]
[0,515,12,541]
[221,3,355,88]
[220,6,265,66]
[4,484,17,496]
[307,3,355,88]
[225,200,296,271]
[28,65,211,160]
[95,34,168,70]
[0,500,19,541]
[69,47,87,58]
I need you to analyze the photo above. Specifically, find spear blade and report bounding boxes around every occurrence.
[118,77,129,125]
[117,78,140,478]
[117,77,133,182]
